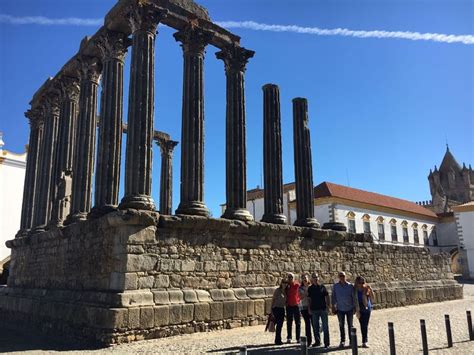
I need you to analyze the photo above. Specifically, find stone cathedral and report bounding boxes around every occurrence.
[0,0,462,345]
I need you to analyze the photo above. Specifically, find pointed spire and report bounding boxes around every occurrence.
[439,146,461,172]
[463,162,467,170]
[434,165,438,172]
[446,143,449,152]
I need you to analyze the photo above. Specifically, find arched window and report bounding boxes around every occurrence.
[431,227,438,246]
[412,223,419,245]
[422,224,429,245]
[376,216,385,240]
[362,214,371,234]
[389,219,398,242]
[401,220,409,243]
[347,211,356,233]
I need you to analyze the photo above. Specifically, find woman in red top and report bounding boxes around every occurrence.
[286,272,301,343]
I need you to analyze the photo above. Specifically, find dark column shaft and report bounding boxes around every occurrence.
[157,139,178,215]
[261,84,287,224]
[292,98,319,228]
[93,32,127,216]
[49,77,79,227]
[66,58,101,223]
[119,7,163,211]
[32,98,60,232]
[18,111,44,235]
[216,46,255,221]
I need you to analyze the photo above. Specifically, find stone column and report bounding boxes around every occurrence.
[174,26,212,217]
[17,109,44,236]
[156,138,178,215]
[66,57,101,223]
[261,84,287,224]
[92,31,128,216]
[292,98,319,228]
[31,96,60,233]
[119,5,165,211]
[216,45,255,221]
[49,76,80,227]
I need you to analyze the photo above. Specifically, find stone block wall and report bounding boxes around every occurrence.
[0,210,462,344]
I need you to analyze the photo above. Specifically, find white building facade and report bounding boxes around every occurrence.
[0,134,27,275]
[453,202,474,279]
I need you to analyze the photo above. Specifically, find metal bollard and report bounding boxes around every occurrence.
[300,336,308,355]
[420,319,428,355]
[468,310,474,341]
[445,314,453,347]
[388,322,396,355]
[350,327,358,355]
[239,346,247,355]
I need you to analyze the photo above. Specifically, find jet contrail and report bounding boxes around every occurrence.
[1,14,473,45]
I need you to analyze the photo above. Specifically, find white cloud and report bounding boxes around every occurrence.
[1,14,472,45]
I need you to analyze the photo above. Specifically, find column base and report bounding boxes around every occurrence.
[176,201,210,217]
[15,229,30,239]
[119,195,156,211]
[322,222,347,232]
[294,218,320,228]
[30,225,47,234]
[63,212,89,226]
[222,208,254,222]
[261,213,287,225]
[89,205,118,218]
[46,219,63,230]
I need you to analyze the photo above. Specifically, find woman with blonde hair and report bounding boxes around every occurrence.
[355,276,374,348]
[271,278,288,345]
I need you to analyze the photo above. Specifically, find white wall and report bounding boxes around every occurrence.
[0,150,26,261]
[455,210,474,278]
[247,189,294,223]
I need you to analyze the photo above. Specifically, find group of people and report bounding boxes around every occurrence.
[270,271,374,348]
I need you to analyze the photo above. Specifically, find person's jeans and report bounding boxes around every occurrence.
[358,311,371,343]
[272,307,285,344]
[286,305,301,341]
[311,309,330,347]
[300,309,312,345]
[337,310,354,343]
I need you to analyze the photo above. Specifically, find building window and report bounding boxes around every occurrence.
[432,228,438,246]
[413,228,419,244]
[389,219,397,242]
[362,214,371,234]
[401,221,409,243]
[422,224,429,246]
[377,223,385,240]
[347,212,356,233]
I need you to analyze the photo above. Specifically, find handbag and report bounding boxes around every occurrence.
[265,313,276,333]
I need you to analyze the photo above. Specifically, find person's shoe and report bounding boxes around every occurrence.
[275,341,283,345]
[324,344,330,349]
[313,341,321,347]
[286,339,291,344]
[362,343,369,348]
[296,339,301,343]
[339,342,345,348]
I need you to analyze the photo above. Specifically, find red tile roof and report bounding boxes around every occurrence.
[313,182,438,218]
[247,182,295,200]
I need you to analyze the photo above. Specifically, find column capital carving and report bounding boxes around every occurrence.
[174,25,213,55]
[59,76,80,103]
[126,4,167,34]
[157,138,178,158]
[216,45,255,73]
[44,94,60,118]
[25,108,45,128]
[78,56,102,85]
[97,30,130,63]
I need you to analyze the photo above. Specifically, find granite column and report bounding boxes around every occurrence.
[292,98,319,228]
[17,110,44,236]
[261,84,287,224]
[174,26,212,216]
[119,6,165,211]
[66,57,101,223]
[32,96,60,232]
[92,31,128,216]
[216,45,255,221]
[157,138,178,215]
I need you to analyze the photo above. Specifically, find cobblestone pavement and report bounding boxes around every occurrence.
[1,283,473,354]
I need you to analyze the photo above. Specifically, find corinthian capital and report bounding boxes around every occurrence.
[157,138,178,158]
[59,76,80,103]
[216,44,255,73]
[44,94,60,118]
[174,25,214,55]
[97,30,129,63]
[127,4,167,34]
[25,108,45,128]
[78,56,102,85]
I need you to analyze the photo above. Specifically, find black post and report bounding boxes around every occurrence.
[420,319,428,355]
[388,322,396,355]
[239,346,247,355]
[350,327,358,355]
[300,336,308,355]
[468,310,474,341]
[445,314,453,347]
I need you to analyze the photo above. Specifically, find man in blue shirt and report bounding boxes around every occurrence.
[332,271,357,348]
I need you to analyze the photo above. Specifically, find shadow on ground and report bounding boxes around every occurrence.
[0,327,105,352]
[208,343,353,354]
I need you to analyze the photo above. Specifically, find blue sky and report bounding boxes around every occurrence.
[0,0,473,217]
